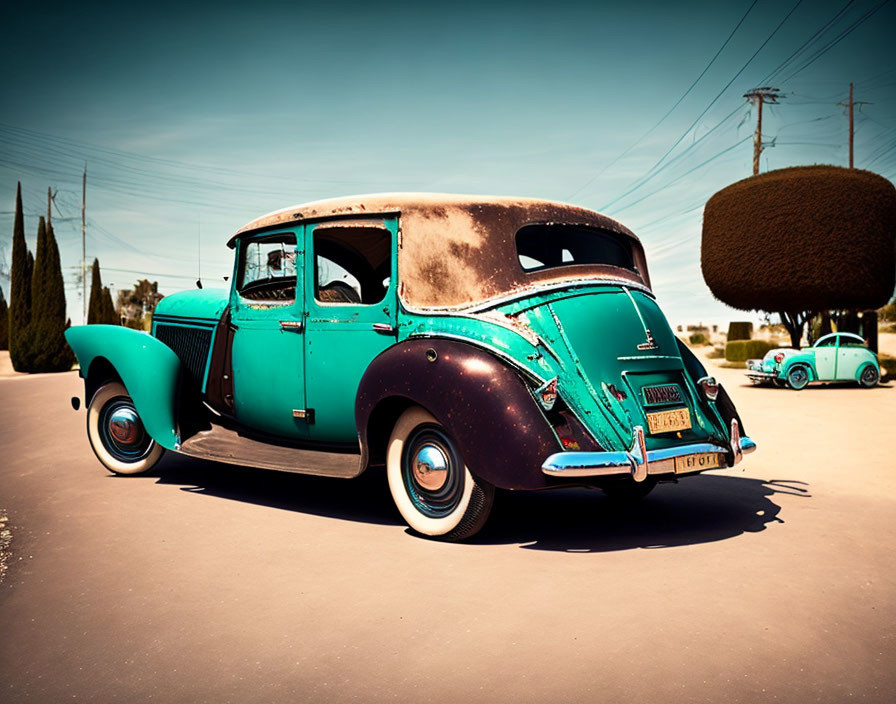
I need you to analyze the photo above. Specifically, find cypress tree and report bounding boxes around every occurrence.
[0,286,8,350]
[101,286,118,324]
[87,258,103,324]
[28,220,75,371]
[8,182,33,371]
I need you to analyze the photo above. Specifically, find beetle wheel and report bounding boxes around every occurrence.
[386,406,494,541]
[87,382,164,475]
[786,365,810,390]
[859,365,880,388]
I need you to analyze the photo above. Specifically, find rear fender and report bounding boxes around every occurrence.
[65,325,182,450]
[854,359,880,381]
[676,339,746,437]
[356,338,563,490]
[782,356,817,381]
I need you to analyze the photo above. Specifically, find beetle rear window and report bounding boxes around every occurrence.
[516,224,636,273]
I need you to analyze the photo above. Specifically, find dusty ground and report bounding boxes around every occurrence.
[0,357,893,703]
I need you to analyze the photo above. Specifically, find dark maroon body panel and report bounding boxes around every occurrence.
[355,338,564,490]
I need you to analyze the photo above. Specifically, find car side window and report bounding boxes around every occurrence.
[237,233,297,302]
[816,337,837,347]
[313,225,391,305]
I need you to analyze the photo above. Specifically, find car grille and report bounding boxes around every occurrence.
[154,323,214,386]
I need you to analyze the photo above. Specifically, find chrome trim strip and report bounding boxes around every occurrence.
[400,278,654,316]
[541,425,757,479]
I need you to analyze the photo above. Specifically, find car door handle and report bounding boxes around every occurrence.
[372,323,396,334]
[280,320,304,333]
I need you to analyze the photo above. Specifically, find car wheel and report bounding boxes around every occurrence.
[859,365,880,388]
[601,477,658,503]
[786,365,810,390]
[87,381,164,475]
[386,406,494,541]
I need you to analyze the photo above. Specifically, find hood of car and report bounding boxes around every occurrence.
[153,288,230,322]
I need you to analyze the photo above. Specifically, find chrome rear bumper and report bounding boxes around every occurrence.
[541,419,756,481]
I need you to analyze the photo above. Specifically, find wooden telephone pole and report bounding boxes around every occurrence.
[743,87,782,175]
[837,83,871,168]
[82,165,87,323]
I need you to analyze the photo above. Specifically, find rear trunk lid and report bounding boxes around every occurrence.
[500,285,727,451]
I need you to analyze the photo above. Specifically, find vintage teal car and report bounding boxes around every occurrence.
[746,332,881,389]
[66,194,756,540]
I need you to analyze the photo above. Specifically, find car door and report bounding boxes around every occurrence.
[836,336,868,380]
[303,217,399,445]
[229,227,310,439]
[813,336,838,380]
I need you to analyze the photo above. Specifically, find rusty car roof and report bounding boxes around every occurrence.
[232,193,651,310]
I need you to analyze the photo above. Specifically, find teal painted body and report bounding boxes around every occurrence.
[65,325,182,450]
[66,201,741,481]
[153,288,229,320]
[750,333,880,385]
[400,285,727,453]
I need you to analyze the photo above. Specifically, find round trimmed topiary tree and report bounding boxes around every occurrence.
[702,165,896,347]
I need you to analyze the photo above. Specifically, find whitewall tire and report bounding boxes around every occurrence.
[386,406,493,541]
[87,382,164,475]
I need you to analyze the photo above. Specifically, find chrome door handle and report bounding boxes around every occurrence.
[280,320,304,332]
[372,323,396,334]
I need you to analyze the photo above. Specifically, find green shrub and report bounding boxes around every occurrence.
[726,339,775,362]
[727,321,753,341]
[689,333,708,345]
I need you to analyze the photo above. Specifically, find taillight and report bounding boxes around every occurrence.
[536,377,558,411]
[697,375,719,401]
[774,352,785,364]
[554,412,581,451]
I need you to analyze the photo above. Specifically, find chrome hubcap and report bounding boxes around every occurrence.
[413,444,449,491]
[98,396,153,463]
[108,407,140,445]
[402,425,464,519]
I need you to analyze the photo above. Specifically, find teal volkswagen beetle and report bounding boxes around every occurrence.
[66,194,756,540]
[746,332,881,390]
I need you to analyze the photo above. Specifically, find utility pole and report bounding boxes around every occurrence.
[837,83,871,168]
[743,87,782,176]
[82,165,87,323]
[46,187,57,226]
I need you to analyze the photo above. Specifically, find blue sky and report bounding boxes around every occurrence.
[1,0,894,326]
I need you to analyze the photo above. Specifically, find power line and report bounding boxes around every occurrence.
[567,0,761,202]
[599,0,805,213]
[760,0,857,85]
[777,0,894,84]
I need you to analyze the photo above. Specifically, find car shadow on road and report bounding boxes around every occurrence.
[150,454,808,552]
[151,454,403,526]
[474,475,810,552]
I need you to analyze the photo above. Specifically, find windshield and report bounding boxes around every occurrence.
[516,224,636,273]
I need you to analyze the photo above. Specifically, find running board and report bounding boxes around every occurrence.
[178,423,363,478]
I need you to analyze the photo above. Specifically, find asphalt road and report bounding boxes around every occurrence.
[1,357,894,703]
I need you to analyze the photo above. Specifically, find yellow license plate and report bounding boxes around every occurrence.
[674,452,722,473]
[646,407,691,434]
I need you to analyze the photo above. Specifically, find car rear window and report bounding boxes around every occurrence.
[515,224,636,273]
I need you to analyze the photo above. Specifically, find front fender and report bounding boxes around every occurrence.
[65,325,182,450]
[356,338,562,490]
